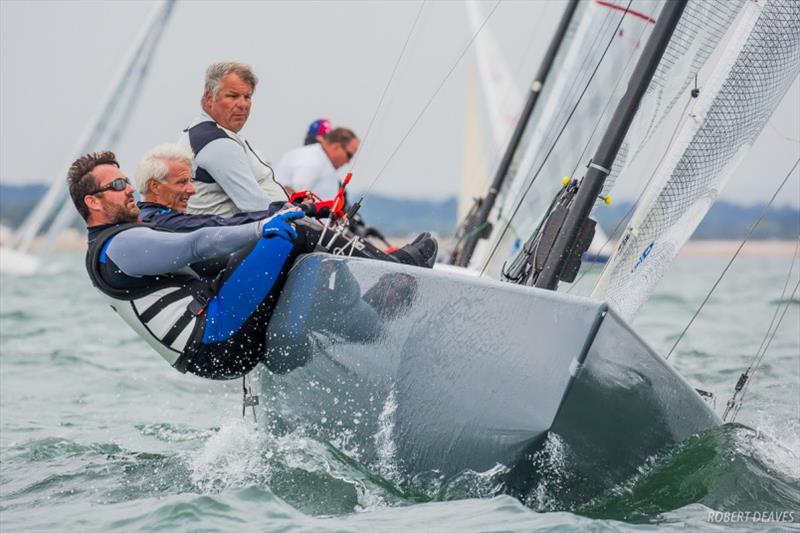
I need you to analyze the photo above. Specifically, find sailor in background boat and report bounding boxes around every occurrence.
[178,61,288,217]
[277,127,358,200]
[281,121,391,248]
[69,150,305,379]
[133,144,437,267]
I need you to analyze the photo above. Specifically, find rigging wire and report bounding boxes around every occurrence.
[665,157,800,360]
[748,239,800,367]
[357,1,502,201]
[477,0,635,275]
[481,1,624,242]
[565,92,698,294]
[728,268,800,423]
[565,22,651,184]
[723,238,799,422]
[351,1,427,176]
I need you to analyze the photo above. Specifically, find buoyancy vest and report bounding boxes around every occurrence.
[85,224,218,372]
[184,120,288,215]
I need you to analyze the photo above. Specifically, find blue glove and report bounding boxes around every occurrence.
[259,209,304,241]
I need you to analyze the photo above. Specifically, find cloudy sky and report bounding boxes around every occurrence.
[1,0,798,207]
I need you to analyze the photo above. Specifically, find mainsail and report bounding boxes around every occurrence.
[593,0,800,320]
[471,0,663,276]
[7,0,175,255]
[456,1,526,228]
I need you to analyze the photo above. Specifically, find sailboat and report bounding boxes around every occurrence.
[0,0,175,275]
[257,0,798,504]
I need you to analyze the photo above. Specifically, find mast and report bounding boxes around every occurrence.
[9,0,176,253]
[451,0,580,267]
[533,0,687,290]
[41,0,175,251]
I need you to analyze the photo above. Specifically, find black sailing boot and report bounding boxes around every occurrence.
[389,232,438,268]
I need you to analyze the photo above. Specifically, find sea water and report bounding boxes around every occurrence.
[1,250,798,531]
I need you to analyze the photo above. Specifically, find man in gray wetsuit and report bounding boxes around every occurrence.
[71,150,307,379]
[71,150,437,380]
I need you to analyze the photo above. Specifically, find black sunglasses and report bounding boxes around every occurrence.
[341,144,356,162]
[88,177,131,196]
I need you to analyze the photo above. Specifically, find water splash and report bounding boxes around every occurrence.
[373,386,400,481]
[523,433,571,512]
[743,409,800,480]
[188,418,267,493]
[136,423,215,443]
[579,424,800,522]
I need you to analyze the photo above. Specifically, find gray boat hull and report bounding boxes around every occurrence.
[259,254,718,500]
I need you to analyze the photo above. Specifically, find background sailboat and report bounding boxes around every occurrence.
[0,0,176,274]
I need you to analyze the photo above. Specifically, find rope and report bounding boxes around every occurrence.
[351,1,427,175]
[359,1,502,199]
[478,0,635,275]
[665,157,800,360]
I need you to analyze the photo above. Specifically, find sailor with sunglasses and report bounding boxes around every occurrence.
[70,150,308,380]
[276,127,360,200]
[68,149,437,380]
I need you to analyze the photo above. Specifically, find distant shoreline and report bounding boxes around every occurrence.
[678,240,797,257]
[0,226,796,257]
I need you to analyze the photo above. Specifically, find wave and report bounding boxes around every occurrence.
[578,424,800,522]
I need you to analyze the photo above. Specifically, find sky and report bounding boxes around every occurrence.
[1,0,798,207]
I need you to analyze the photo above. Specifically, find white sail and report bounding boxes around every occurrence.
[7,0,175,256]
[458,68,491,222]
[593,0,800,320]
[472,0,663,275]
[464,0,525,153]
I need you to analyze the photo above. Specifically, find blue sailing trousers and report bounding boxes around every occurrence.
[188,235,295,379]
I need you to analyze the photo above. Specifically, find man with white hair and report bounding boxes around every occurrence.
[179,61,288,217]
[69,150,305,379]
[133,144,438,267]
[135,144,281,232]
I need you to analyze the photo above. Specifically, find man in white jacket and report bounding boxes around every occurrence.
[277,127,359,200]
